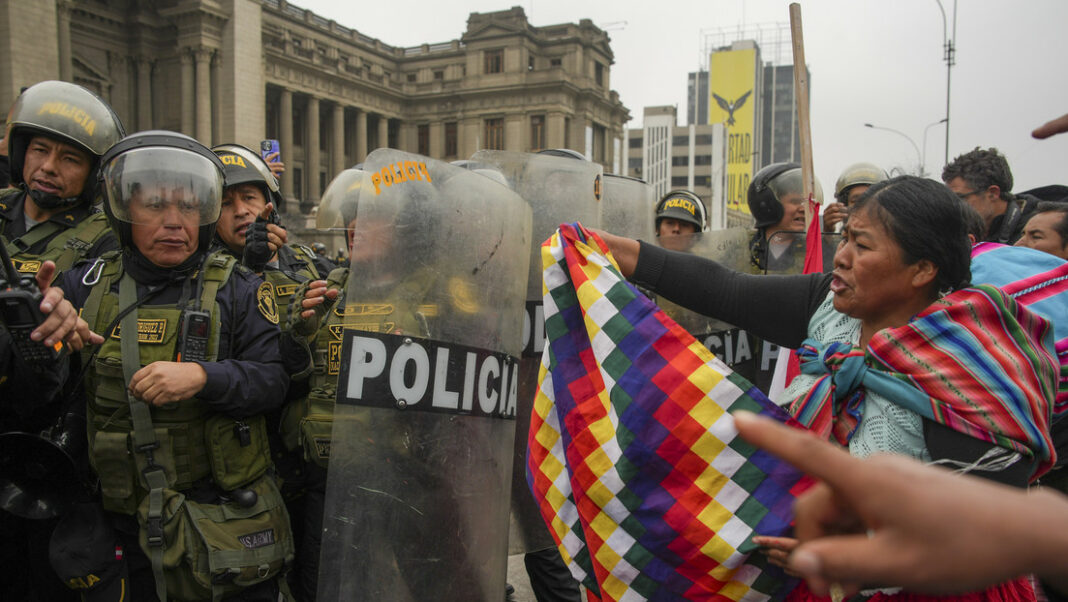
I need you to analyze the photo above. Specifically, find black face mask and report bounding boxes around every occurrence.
[123,246,202,287]
[27,187,80,210]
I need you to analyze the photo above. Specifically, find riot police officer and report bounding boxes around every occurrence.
[0,79,123,600]
[0,80,125,274]
[747,162,829,273]
[39,131,293,601]
[209,144,332,599]
[824,162,888,232]
[654,189,707,252]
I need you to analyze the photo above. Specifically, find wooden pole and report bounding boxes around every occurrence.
[789,3,816,227]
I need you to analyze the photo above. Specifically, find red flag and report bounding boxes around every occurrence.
[779,194,824,391]
[801,194,823,275]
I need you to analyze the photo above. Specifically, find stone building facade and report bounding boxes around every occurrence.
[0,0,629,213]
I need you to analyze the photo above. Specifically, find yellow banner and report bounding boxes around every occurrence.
[709,49,756,214]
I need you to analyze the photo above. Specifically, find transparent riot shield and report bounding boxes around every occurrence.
[651,228,781,389]
[318,150,532,601]
[760,230,841,275]
[471,149,603,554]
[601,174,655,241]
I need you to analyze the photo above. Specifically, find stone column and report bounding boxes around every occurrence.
[546,113,566,149]
[56,0,72,82]
[278,88,294,210]
[332,103,345,177]
[430,122,444,158]
[377,115,388,150]
[306,96,321,206]
[194,47,213,144]
[137,58,153,131]
[355,109,367,162]
[180,51,194,137]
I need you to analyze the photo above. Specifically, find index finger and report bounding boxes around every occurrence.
[1032,112,1068,139]
[34,260,57,291]
[732,411,863,488]
[258,202,275,221]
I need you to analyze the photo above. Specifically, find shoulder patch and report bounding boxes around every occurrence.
[257,281,280,324]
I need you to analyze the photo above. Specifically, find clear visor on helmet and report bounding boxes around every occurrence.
[316,169,368,230]
[102,147,223,226]
[768,168,824,205]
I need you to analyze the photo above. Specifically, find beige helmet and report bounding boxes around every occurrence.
[834,162,888,203]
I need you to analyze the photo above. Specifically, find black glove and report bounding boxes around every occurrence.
[242,217,273,272]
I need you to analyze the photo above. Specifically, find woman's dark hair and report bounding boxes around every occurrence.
[852,176,971,295]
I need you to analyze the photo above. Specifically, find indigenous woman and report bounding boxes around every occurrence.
[599,176,1056,601]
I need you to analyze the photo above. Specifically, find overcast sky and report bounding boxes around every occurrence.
[297,0,1067,193]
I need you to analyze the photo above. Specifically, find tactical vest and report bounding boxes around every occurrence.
[0,189,113,278]
[81,252,270,515]
[281,267,439,467]
[264,244,319,324]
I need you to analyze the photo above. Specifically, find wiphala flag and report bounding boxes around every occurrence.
[527,223,809,601]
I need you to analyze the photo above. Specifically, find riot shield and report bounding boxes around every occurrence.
[470,149,603,554]
[760,230,841,275]
[651,228,782,390]
[318,150,532,601]
[601,174,655,241]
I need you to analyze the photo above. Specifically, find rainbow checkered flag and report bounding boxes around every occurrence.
[527,223,808,601]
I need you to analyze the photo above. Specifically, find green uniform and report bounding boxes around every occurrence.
[0,189,116,279]
[69,251,294,602]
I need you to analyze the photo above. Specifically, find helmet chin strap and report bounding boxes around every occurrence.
[28,188,80,210]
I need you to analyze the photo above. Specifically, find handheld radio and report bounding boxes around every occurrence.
[0,243,62,363]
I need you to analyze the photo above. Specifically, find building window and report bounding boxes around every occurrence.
[671,155,688,166]
[528,56,535,71]
[594,62,604,86]
[292,106,304,147]
[592,123,606,163]
[564,117,571,148]
[694,134,713,145]
[628,157,641,170]
[319,170,327,194]
[484,118,504,150]
[444,122,458,157]
[484,49,504,74]
[671,176,688,186]
[293,167,303,200]
[550,57,562,67]
[530,115,545,151]
[407,73,417,83]
[418,124,430,156]
[628,137,642,148]
[433,70,444,80]
[672,135,689,146]
[694,176,711,187]
[694,154,712,165]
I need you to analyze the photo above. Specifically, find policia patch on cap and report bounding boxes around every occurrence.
[257,282,279,324]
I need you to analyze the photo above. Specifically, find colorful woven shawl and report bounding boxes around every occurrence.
[787,284,1057,480]
[527,223,808,602]
[971,242,1068,419]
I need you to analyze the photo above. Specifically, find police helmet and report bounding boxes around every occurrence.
[211,143,283,209]
[317,168,367,231]
[8,80,125,208]
[655,190,706,232]
[311,242,327,255]
[748,163,800,228]
[834,162,888,204]
[99,131,225,257]
[537,148,587,161]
